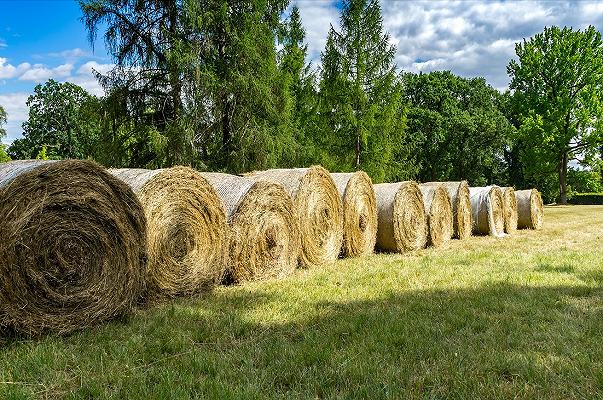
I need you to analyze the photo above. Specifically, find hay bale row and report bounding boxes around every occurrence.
[374,181,428,252]
[419,184,454,248]
[423,181,472,239]
[200,173,301,283]
[110,167,228,298]
[245,167,343,268]
[330,172,377,257]
[0,160,147,336]
[516,189,544,230]
[469,186,505,237]
[501,187,518,234]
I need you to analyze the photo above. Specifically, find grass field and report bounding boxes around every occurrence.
[2,205,603,399]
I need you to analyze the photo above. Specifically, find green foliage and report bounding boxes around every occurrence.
[0,106,8,163]
[567,167,602,194]
[508,25,603,203]
[317,0,408,182]
[403,71,513,185]
[7,79,101,160]
[35,146,50,160]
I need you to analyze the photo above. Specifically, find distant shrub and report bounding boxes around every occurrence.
[568,193,603,205]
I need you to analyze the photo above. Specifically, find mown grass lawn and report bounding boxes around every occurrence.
[2,205,603,399]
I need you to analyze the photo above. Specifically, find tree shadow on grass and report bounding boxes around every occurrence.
[2,283,603,399]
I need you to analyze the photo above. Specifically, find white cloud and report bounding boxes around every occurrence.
[0,39,7,49]
[292,0,340,66]
[0,58,31,79]
[47,48,89,59]
[0,92,29,143]
[19,63,73,82]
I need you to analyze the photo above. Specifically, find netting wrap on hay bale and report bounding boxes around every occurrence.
[423,181,472,240]
[330,172,377,257]
[0,160,147,335]
[200,173,300,283]
[246,167,343,267]
[110,167,228,297]
[501,187,518,234]
[469,186,505,237]
[373,181,428,252]
[515,189,544,230]
[419,184,454,247]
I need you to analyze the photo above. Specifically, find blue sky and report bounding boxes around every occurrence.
[2,0,603,144]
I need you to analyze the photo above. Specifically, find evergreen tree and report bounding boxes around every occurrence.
[317,0,407,182]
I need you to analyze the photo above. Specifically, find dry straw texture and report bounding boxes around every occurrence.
[419,184,454,248]
[515,189,544,230]
[330,172,377,257]
[246,167,343,267]
[423,181,472,240]
[469,186,505,237]
[501,187,518,234]
[201,173,300,283]
[0,160,147,336]
[374,181,428,252]
[110,167,228,297]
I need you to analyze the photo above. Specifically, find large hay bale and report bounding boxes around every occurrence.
[0,160,147,336]
[245,167,343,267]
[419,184,454,247]
[373,181,428,252]
[469,186,505,237]
[110,167,228,297]
[501,187,518,234]
[330,172,377,257]
[423,181,472,239]
[515,189,544,230]
[200,173,300,283]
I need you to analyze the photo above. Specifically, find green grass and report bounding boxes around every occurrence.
[2,205,603,399]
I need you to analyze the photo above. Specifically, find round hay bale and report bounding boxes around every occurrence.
[0,160,147,336]
[515,189,544,230]
[110,167,228,297]
[419,184,454,247]
[200,173,300,283]
[245,167,343,267]
[423,181,472,240]
[501,187,518,234]
[373,181,428,252]
[330,172,377,257]
[469,186,505,237]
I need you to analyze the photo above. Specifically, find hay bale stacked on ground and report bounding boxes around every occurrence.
[201,173,300,283]
[330,172,377,257]
[246,167,343,267]
[469,186,505,237]
[515,189,544,230]
[418,184,454,247]
[110,167,228,297]
[0,160,147,336]
[373,181,428,252]
[501,187,518,234]
[423,181,472,240]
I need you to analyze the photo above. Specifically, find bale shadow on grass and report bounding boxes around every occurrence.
[2,282,603,400]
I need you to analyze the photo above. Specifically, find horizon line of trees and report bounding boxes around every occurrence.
[1,0,603,204]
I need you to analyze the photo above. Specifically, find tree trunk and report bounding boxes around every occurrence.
[355,129,361,169]
[558,151,568,204]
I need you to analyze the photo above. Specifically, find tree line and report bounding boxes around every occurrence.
[1,0,603,203]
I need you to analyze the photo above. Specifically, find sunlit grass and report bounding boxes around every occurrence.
[2,205,603,399]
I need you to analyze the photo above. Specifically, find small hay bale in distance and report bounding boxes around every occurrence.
[515,189,544,230]
[419,184,454,247]
[0,160,147,336]
[200,173,301,283]
[373,181,428,252]
[110,167,228,297]
[330,171,377,257]
[501,187,518,234]
[423,181,472,240]
[245,167,343,267]
[469,186,505,236]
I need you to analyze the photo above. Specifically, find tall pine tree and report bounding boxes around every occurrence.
[317,0,407,182]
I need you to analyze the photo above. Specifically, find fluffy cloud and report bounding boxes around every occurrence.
[295,0,603,90]
[0,58,31,79]
[0,92,29,142]
[19,63,73,82]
